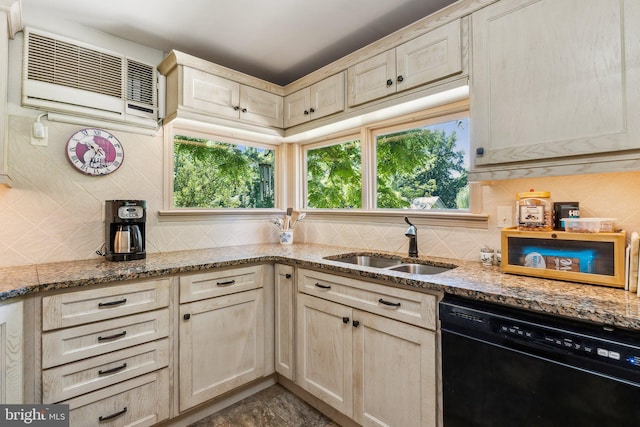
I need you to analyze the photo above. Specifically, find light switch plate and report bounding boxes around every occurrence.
[497,205,513,228]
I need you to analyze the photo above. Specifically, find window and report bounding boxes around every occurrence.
[375,117,469,210]
[303,111,470,211]
[172,134,276,209]
[306,138,362,208]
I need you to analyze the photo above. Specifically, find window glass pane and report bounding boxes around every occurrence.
[173,135,275,208]
[306,139,362,208]
[376,117,469,210]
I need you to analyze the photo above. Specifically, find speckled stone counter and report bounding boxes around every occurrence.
[2,243,640,331]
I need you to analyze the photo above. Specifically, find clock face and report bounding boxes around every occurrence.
[66,128,124,176]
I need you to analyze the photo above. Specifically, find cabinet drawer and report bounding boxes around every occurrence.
[42,278,171,331]
[180,265,263,303]
[298,268,437,330]
[43,338,170,403]
[42,309,170,369]
[65,369,170,427]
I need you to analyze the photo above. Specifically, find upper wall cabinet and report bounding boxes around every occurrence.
[181,67,283,128]
[347,19,462,107]
[284,72,345,128]
[160,51,284,131]
[470,0,640,178]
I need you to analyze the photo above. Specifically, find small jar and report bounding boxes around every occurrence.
[516,189,552,231]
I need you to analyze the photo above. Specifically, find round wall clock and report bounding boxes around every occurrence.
[65,128,124,176]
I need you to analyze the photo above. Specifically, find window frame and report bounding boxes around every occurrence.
[300,102,486,228]
[160,121,284,219]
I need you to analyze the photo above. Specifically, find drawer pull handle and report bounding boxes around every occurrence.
[315,283,331,290]
[99,407,127,422]
[216,280,236,286]
[98,298,127,308]
[98,331,127,342]
[378,298,401,308]
[98,363,127,375]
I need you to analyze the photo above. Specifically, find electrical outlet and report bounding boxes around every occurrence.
[30,123,48,146]
[497,205,513,228]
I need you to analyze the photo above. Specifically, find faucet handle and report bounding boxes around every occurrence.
[404,216,415,227]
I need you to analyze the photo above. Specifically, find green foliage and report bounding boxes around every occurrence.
[306,141,362,208]
[173,136,274,208]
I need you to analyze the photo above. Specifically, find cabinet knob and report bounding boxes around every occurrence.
[476,147,485,156]
[304,110,309,115]
[183,313,191,320]
[342,316,350,324]
[233,106,240,111]
[386,79,393,87]
[285,273,292,279]
[397,75,404,83]
[241,108,247,113]
[309,107,315,113]
[352,320,360,328]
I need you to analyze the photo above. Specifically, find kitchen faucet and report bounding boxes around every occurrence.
[404,217,418,257]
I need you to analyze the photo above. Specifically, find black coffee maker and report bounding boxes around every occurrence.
[105,200,146,261]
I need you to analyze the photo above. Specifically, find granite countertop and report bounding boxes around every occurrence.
[2,243,640,331]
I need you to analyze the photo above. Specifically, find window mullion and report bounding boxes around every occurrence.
[361,127,376,210]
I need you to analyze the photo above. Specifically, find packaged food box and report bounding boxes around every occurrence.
[561,218,617,233]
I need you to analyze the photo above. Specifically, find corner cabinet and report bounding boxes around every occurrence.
[178,265,273,412]
[470,0,640,179]
[284,72,345,128]
[348,19,462,107]
[296,268,438,427]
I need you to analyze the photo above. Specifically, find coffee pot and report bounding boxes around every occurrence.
[113,224,143,254]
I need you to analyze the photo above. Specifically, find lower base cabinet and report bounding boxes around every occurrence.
[65,369,169,427]
[179,287,265,411]
[296,293,437,427]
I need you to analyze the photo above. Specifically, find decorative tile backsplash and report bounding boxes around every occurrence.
[1,114,639,267]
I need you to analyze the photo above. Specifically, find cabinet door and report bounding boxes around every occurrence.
[352,310,436,427]
[310,72,345,120]
[396,19,462,92]
[471,0,640,167]
[274,264,295,380]
[296,294,353,417]
[284,88,310,128]
[182,67,240,119]
[347,49,396,107]
[0,300,22,404]
[179,289,264,411]
[240,85,284,127]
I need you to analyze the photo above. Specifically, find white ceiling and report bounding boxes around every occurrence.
[19,0,458,86]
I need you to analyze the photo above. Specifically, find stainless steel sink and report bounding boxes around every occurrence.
[325,254,403,268]
[386,263,452,275]
[324,253,456,275]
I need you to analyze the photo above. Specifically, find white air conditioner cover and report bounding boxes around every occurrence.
[22,28,159,129]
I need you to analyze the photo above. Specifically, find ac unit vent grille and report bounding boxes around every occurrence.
[27,32,124,99]
[127,59,155,106]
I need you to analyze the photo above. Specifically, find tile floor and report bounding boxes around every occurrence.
[188,384,340,427]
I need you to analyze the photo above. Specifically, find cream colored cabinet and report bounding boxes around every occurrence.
[348,19,462,107]
[296,269,438,427]
[178,265,269,412]
[284,72,345,127]
[181,66,284,127]
[0,299,22,403]
[40,278,171,425]
[274,264,295,380]
[470,0,640,176]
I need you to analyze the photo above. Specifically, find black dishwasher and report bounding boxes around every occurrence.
[440,296,640,427]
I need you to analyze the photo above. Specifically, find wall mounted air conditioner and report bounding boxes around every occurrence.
[22,27,160,130]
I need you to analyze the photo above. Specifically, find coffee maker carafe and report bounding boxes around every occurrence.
[105,200,146,261]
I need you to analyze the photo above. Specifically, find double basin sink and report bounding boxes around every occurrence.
[324,253,456,276]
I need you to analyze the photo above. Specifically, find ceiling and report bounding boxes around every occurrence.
[19,0,458,86]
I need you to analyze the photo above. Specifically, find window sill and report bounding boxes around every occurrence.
[302,209,489,229]
[158,208,488,229]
